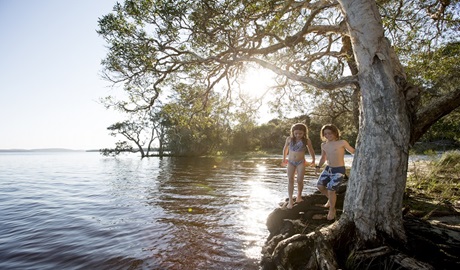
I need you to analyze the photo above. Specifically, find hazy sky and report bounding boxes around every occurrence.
[0,0,282,151]
[0,0,122,150]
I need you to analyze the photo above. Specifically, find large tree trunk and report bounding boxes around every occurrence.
[262,1,460,268]
[338,0,410,242]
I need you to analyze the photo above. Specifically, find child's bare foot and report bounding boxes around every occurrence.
[315,201,329,208]
[287,201,294,209]
[295,197,304,203]
[327,208,336,220]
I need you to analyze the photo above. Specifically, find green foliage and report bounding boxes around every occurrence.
[160,83,232,156]
[97,0,459,157]
[253,121,287,152]
[308,87,359,148]
[380,0,460,65]
[418,109,460,146]
[406,42,460,146]
[406,42,460,99]
[100,141,134,157]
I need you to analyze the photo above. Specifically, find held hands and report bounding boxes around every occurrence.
[305,161,316,167]
[315,166,321,176]
[281,160,288,167]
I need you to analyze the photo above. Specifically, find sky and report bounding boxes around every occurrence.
[0,0,123,150]
[0,0,285,151]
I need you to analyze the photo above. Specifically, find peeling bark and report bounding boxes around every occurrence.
[339,0,410,242]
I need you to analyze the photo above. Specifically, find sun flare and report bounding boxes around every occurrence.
[239,67,276,99]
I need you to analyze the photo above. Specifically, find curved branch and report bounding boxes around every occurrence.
[411,87,460,145]
[247,57,358,90]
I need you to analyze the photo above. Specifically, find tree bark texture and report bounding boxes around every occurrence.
[338,0,410,241]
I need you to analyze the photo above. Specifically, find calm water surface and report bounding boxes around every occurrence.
[0,152,328,270]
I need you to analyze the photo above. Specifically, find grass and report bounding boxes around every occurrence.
[405,150,460,217]
[344,151,460,270]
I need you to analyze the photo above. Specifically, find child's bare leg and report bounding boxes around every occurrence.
[295,180,304,203]
[287,165,295,209]
[287,180,294,209]
[295,165,305,203]
[327,190,337,220]
[317,185,329,207]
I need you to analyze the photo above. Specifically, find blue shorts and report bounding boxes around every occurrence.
[316,166,346,191]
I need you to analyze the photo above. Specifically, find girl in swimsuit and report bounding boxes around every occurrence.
[281,123,316,209]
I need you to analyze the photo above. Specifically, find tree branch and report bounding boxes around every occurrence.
[247,57,358,90]
[411,87,460,145]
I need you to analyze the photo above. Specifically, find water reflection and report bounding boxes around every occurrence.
[151,157,264,268]
[0,153,328,269]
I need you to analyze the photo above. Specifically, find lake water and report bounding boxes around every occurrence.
[0,152,330,270]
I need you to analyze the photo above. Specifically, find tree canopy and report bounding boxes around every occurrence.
[97,0,459,154]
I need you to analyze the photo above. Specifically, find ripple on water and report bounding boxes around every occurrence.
[0,153,323,269]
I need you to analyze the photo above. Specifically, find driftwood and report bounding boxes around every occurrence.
[261,183,460,269]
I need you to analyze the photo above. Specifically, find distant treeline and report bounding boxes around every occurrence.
[101,111,459,158]
[0,148,85,153]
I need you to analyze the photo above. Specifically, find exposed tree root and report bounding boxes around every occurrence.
[261,188,460,269]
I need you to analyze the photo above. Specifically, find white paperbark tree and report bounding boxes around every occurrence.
[339,0,410,241]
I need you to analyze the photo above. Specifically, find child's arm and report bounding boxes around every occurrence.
[343,140,355,154]
[281,137,290,166]
[315,145,327,174]
[306,138,315,166]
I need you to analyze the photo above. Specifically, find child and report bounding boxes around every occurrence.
[315,124,355,220]
[282,123,315,209]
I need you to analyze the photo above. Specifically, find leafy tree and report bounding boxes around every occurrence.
[102,109,169,158]
[406,42,460,145]
[97,0,460,267]
[105,120,150,158]
[309,87,358,139]
[100,141,133,157]
[149,107,170,156]
[254,120,288,152]
[160,83,232,156]
[226,96,263,153]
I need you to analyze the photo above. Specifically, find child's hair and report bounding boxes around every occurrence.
[320,124,340,141]
[290,123,309,143]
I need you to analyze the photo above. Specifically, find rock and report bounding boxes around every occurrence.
[261,180,460,270]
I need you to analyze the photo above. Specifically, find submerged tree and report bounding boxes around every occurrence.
[98,0,460,267]
[104,118,153,158]
[100,108,170,158]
